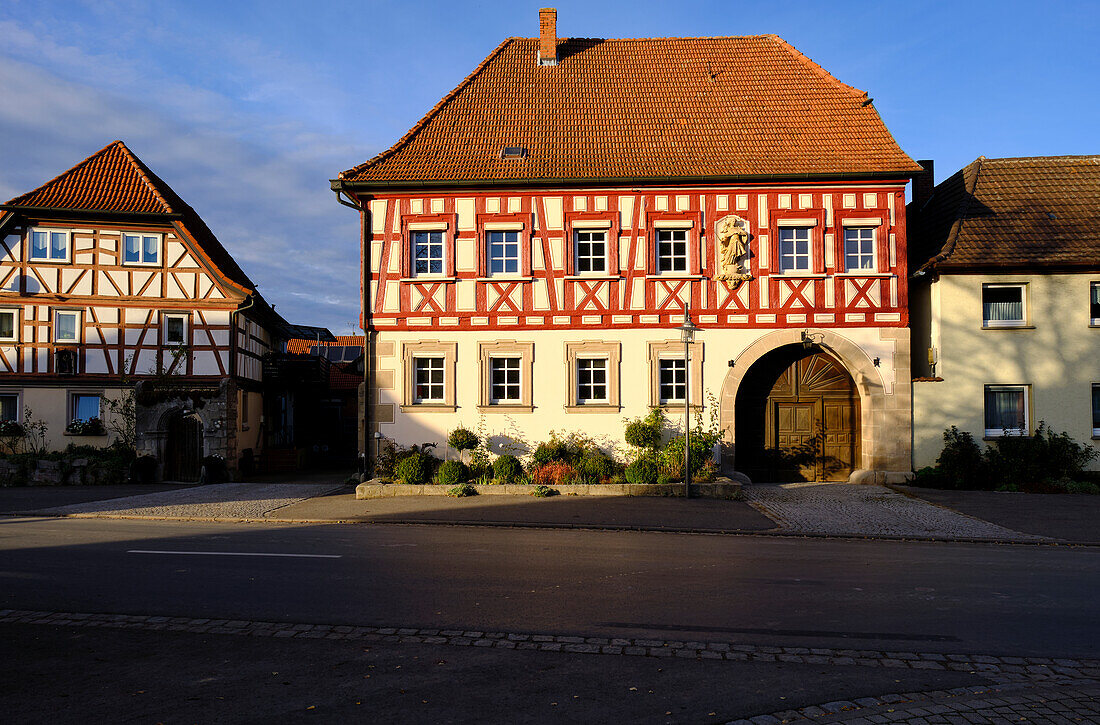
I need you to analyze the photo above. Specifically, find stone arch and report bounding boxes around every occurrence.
[719,329,903,483]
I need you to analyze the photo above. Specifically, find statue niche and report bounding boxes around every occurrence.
[715,214,753,286]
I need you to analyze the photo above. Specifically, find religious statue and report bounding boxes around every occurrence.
[715,214,753,284]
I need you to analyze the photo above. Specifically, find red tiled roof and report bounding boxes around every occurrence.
[911,155,1100,271]
[2,140,256,290]
[341,35,920,186]
[6,140,174,214]
[286,335,365,355]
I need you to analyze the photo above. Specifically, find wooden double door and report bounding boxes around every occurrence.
[741,352,860,482]
[165,414,203,482]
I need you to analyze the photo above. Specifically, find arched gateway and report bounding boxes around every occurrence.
[718,329,911,484]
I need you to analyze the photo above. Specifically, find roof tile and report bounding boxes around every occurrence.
[341,35,919,184]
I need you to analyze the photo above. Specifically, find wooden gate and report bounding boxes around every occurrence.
[165,414,203,482]
[740,351,860,482]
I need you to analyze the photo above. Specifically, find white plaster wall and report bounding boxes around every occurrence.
[913,273,1100,469]
[376,326,899,461]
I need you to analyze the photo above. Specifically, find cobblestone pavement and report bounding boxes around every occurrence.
[23,483,339,520]
[4,609,1097,724]
[743,484,1047,541]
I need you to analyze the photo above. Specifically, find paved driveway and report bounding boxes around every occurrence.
[742,483,1045,541]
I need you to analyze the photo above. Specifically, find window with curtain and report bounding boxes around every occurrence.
[0,309,16,342]
[0,394,18,422]
[72,394,101,422]
[984,385,1027,436]
[1090,283,1100,324]
[982,284,1025,327]
[1092,384,1100,436]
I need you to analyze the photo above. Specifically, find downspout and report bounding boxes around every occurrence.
[332,184,371,479]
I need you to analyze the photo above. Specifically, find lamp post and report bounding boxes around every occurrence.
[679,303,699,499]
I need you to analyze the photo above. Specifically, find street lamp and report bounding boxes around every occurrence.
[679,302,699,499]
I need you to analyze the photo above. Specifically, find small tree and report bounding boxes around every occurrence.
[100,390,137,452]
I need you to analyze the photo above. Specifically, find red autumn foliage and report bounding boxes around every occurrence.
[530,461,575,487]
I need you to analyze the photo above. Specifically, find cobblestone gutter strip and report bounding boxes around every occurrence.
[3,609,1098,687]
[724,680,1100,724]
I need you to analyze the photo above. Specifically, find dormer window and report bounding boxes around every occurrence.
[500,146,527,160]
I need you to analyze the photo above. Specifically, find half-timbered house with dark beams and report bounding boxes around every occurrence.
[333,9,922,483]
[0,140,290,481]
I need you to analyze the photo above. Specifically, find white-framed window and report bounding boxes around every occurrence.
[29,228,70,262]
[0,392,20,422]
[656,229,688,273]
[658,358,687,403]
[413,357,445,403]
[71,393,101,422]
[489,356,521,403]
[1090,282,1100,326]
[778,227,811,273]
[843,227,875,271]
[487,230,519,275]
[574,229,607,274]
[576,357,608,404]
[163,313,188,345]
[123,233,161,265]
[0,308,17,343]
[53,309,81,343]
[412,231,444,275]
[1093,384,1100,437]
[984,385,1029,437]
[982,283,1026,327]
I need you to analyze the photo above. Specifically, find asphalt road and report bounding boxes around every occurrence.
[2,517,1098,659]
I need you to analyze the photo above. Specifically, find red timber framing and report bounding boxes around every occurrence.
[359,184,910,332]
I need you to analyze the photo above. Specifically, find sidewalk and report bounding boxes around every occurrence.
[2,480,1097,544]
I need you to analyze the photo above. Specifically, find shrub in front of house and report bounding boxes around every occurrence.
[532,439,569,466]
[624,458,657,485]
[624,409,663,451]
[447,427,479,454]
[492,454,522,482]
[446,483,477,497]
[530,461,575,487]
[395,452,436,485]
[65,417,106,436]
[435,460,468,486]
[576,450,619,483]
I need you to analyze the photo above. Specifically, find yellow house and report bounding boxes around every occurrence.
[909,155,1100,469]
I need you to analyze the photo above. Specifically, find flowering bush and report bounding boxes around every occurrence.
[530,461,575,487]
[66,417,105,436]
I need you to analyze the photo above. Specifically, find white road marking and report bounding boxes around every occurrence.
[127,550,341,559]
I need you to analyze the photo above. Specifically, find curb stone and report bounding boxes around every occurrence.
[2,608,1096,684]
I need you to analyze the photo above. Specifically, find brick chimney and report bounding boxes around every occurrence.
[538,8,558,66]
[912,159,935,210]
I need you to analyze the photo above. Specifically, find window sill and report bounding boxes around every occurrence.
[564,275,617,281]
[122,262,163,268]
[644,274,702,281]
[63,431,107,437]
[477,276,531,283]
[770,272,826,279]
[834,272,894,278]
[399,404,457,413]
[981,325,1034,330]
[564,404,621,413]
[399,277,457,284]
[983,433,1030,440]
[476,405,534,413]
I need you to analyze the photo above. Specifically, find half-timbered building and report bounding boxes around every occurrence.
[333,10,922,482]
[0,141,289,480]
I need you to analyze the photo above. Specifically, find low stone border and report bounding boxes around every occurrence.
[356,478,741,500]
[3,608,1096,687]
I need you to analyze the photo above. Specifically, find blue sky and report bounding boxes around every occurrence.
[1,0,1096,332]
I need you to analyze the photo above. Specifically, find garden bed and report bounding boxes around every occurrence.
[356,478,741,500]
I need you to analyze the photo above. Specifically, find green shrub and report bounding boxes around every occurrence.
[131,456,158,484]
[660,434,715,480]
[531,485,558,498]
[910,466,946,488]
[1066,480,1100,495]
[493,454,522,482]
[578,451,618,481]
[395,452,434,485]
[446,483,477,497]
[625,409,664,450]
[435,460,468,486]
[448,427,479,452]
[532,440,569,466]
[984,421,1098,487]
[936,426,987,490]
[624,459,657,485]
